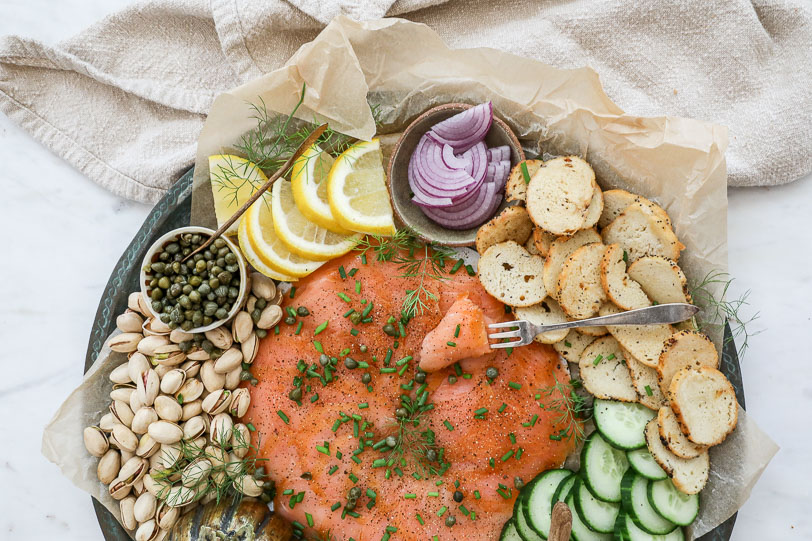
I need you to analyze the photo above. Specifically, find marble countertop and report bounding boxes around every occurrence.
[0,2,810,540]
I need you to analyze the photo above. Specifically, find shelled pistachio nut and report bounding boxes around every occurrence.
[110,333,143,353]
[110,362,134,384]
[180,360,201,379]
[84,426,110,457]
[233,474,264,497]
[143,471,170,498]
[159,369,186,395]
[257,304,283,330]
[200,361,225,393]
[134,492,157,523]
[136,433,161,458]
[110,400,135,428]
[137,335,170,357]
[210,413,233,445]
[136,369,160,406]
[117,311,145,334]
[120,496,137,530]
[151,347,186,368]
[154,395,183,422]
[142,318,171,337]
[129,389,145,414]
[250,272,276,301]
[232,311,253,344]
[240,333,259,364]
[182,457,213,488]
[109,477,132,500]
[97,449,121,484]
[111,424,138,453]
[202,389,232,416]
[148,421,183,444]
[180,399,202,422]
[228,388,251,418]
[225,366,241,390]
[213,348,242,375]
[176,378,204,403]
[118,456,149,486]
[246,296,257,314]
[231,424,251,459]
[131,478,146,498]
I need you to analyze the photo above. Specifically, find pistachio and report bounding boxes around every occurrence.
[180,360,202,379]
[129,389,145,414]
[251,272,276,301]
[180,399,202,421]
[204,326,233,350]
[134,492,157,523]
[257,304,283,330]
[84,426,110,457]
[228,388,251,418]
[132,407,158,434]
[154,395,183,422]
[185,348,210,362]
[136,433,161,458]
[152,350,186,368]
[210,413,234,445]
[120,496,137,530]
[156,443,182,469]
[99,412,116,432]
[231,424,251,459]
[110,400,135,428]
[110,362,133,384]
[165,484,198,508]
[240,333,259,365]
[169,328,195,344]
[224,452,243,479]
[110,383,135,403]
[118,456,149,486]
[232,312,254,344]
[190,436,208,454]
[128,292,147,315]
[160,369,186,395]
[233,474,264,497]
[182,416,207,441]
[201,389,231,415]
[148,421,183,444]
[135,519,159,541]
[132,478,145,497]
[156,501,180,530]
[142,317,171,336]
[272,287,284,306]
[109,477,132,500]
[143,470,170,497]
[120,449,135,463]
[137,369,160,407]
[117,310,145,334]
[154,364,170,379]
[200,361,225,393]
[109,333,144,354]
[97,449,121,484]
[182,457,213,487]
[137,335,171,357]
[213,348,243,375]
[205,445,228,468]
[225,366,241,390]
[246,295,257,314]
[111,424,138,453]
[126,352,150,384]
[176,378,204,403]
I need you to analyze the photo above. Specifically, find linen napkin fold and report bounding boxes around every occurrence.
[0,0,809,204]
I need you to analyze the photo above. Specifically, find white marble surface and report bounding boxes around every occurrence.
[0,2,811,540]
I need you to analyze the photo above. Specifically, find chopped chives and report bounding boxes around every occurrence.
[340,348,350,356]
[398,363,409,376]
[437,506,447,517]
[350,455,361,464]
[398,322,406,337]
[550,434,562,441]
[516,447,524,459]
[310,394,319,403]
[347,511,360,518]
[384,349,393,365]
[313,340,323,353]
[292,520,304,528]
[380,367,396,373]
[508,381,521,390]
[489,458,495,467]
[350,328,359,336]
[314,321,329,335]
[382,534,390,541]
[454,324,461,337]
[328,465,338,475]
[498,403,507,413]
[294,321,303,335]
[358,402,369,409]
[396,355,412,366]
[349,473,358,483]
[246,423,256,432]
[339,266,347,279]
[446,341,457,347]
[473,407,488,416]
[564,340,572,347]
[465,264,475,276]
[355,280,361,294]
[361,303,374,317]
[443,420,454,431]
[459,505,470,516]
[453,363,462,376]
[277,410,290,424]
[286,306,297,319]
[331,420,341,432]
[509,433,516,444]
[645,385,653,396]
[521,161,531,183]
[343,308,355,318]
[361,254,367,264]
[530,414,538,426]
[386,526,397,533]
[336,451,342,459]
[506,347,514,356]
[337,292,351,303]
[283,489,293,495]
[593,354,604,366]
[497,488,510,499]
[501,450,514,461]
[474,490,481,499]
[450,259,464,274]
[357,361,369,368]
[416,513,425,525]
[606,353,616,361]
[305,513,314,527]
[372,459,387,467]
[331,501,341,511]
[289,287,296,299]
[428,491,439,497]
[274,326,280,335]
[404,493,416,499]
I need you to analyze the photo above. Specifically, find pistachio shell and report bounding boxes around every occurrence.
[97,449,121,484]
[131,407,157,435]
[120,449,135,463]
[154,364,170,379]
[224,452,243,479]
[137,335,171,357]
[134,492,157,523]
[231,424,251,459]
[99,412,116,432]
[228,388,251,418]
[143,317,171,336]
[240,333,259,365]
[111,424,138,453]
[132,478,145,497]
[204,327,233,350]
[120,496,137,530]
[250,272,276,301]
[110,385,135,403]
[154,395,183,422]
[127,352,150,383]
[185,348,210,362]
[205,445,228,468]
[213,348,243,375]
[210,413,233,446]
[201,389,232,415]
[233,474,264,497]
[118,456,149,486]
[136,433,161,458]
[181,399,203,421]
[84,426,110,457]
[152,350,186,368]
[257,304,283,330]
[110,362,133,384]
[246,296,257,314]
[180,360,201,378]
[143,470,170,498]
[111,400,135,428]
[182,416,207,441]
[148,421,183,444]
[135,519,159,541]
[137,369,160,407]
[129,388,145,413]
[169,328,195,344]
[109,477,132,500]
[156,502,179,529]
[110,333,144,353]
[232,312,254,343]
[190,436,208,454]
[155,443,182,470]
[165,485,198,508]
[200,361,225,393]
[160,369,186,395]
[225,366,241,391]
[128,292,146,315]
[117,310,145,334]
[176,378,204,403]
[182,458,212,487]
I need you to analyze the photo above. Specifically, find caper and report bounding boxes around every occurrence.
[240,370,253,382]
[151,289,164,301]
[344,357,358,369]
[168,321,179,330]
[453,491,463,503]
[297,307,310,317]
[284,316,296,326]
[171,262,182,274]
[160,312,171,324]
[214,285,229,298]
[228,287,239,299]
[448,375,457,384]
[344,500,356,511]
[361,373,371,384]
[350,313,362,325]
[385,436,397,448]
[289,388,302,401]
[359,345,368,353]
[382,323,398,336]
[203,250,213,260]
[158,276,171,289]
[251,309,261,323]
[151,300,164,313]
[179,341,191,353]
[255,298,267,310]
[189,290,201,304]
[217,246,229,257]
[514,476,524,490]
[445,515,456,527]
[195,260,207,273]
[225,253,237,265]
[192,312,204,325]
[395,408,407,419]
[151,262,166,274]
[189,275,202,287]
[214,238,226,249]
[191,234,201,244]
[204,302,218,317]
[203,316,213,326]
[198,283,212,296]
[486,366,499,380]
[218,271,232,285]
[216,258,226,269]
[149,278,158,288]
[209,278,220,290]
[164,242,180,254]
[169,283,182,298]
[414,371,426,384]
[181,320,194,331]
[348,487,362,500]
[178,295,191,309]
[215,307,228,320]
[426,449,438,462]
[201,340,214,353]
[256,329,267,338]
[210,348,222,360]
[226,264,239,273]
[319,354,330,366]
[159,251,169,262]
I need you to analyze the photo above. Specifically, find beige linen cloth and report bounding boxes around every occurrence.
[0,0,810,204]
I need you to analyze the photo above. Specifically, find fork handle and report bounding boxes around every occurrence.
[533,303,699,335]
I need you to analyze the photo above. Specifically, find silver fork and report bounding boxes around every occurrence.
[488,303,699,348]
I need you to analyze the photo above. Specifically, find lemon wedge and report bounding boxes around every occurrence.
[291,144,352,234]
[272,180,361,261]
[242,194,324,278]
[237,215,297,282]
[327,139,396,235]
[209,155,267,235]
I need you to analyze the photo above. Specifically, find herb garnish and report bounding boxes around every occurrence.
[537,376,591,445]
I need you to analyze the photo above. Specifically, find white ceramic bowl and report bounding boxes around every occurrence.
[139,226,249,334]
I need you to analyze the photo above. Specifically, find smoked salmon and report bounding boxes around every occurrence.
[244,249,576,540]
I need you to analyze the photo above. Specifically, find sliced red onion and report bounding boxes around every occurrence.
[441,141,470,172]
[429,102,493,153]
[408,151,454,207]
[485,160,510,184]
[461,142,488,186]
[491,161,511,191]
[420,182,501,230]
[487,145,511,162]
[413,135,475,193]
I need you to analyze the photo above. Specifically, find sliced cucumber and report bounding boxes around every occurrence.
[647,479,699,526]
[581,431,629,503]
[593,399,655,450]
[614,510,630,541]
[620,470,676,535]
[552,474,577,505]
[627,448,668,481]
[573,477,621,534]
[500,519,524,541]
[618,512,685,541]
[514,488,544,541]
[567,492,613,541]
[522,469,573,538]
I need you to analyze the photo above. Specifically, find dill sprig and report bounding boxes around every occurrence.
[690,270,760,359]
[537,376,591,445]
[383,394,446,477]
[355,229,457,318]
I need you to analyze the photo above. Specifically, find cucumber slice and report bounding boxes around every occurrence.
[567,492,613,541]
[514,488,545,541]
[522,469,573,538]
[553,474,577,505]
[581,431,629,502]
[593,399,656,450]
[620,470,676,535]
[573,477,621,533]
[500,519,524,541]
[619,512,685,541]
[614,510,630,541]
[627,448,668,481]
[647,479,699,526]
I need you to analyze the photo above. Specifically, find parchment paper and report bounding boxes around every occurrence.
[44,16,778,540]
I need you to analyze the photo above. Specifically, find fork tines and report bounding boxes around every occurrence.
[488,321,526,348]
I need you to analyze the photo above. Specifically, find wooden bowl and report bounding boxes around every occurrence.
[386,103,525,246]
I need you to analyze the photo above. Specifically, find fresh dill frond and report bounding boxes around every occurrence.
[537,376,591,445]
[384,394,445,477]
[690,270,760,359]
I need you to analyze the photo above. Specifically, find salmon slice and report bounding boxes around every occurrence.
[243,248,577,541]
[419,296,492,372]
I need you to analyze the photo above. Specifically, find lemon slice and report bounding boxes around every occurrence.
[243,194,324,278]
[209,155,267,235]
[237,216,297,282]
[291,144,352,234]
[271,180,361,261]
[327,139,396,235]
